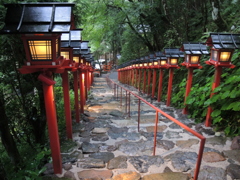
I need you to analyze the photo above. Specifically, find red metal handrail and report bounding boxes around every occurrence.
[106,76,205,180]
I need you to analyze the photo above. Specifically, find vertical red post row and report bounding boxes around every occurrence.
[62,71,72,139]
[147,69,152,95]
[157,69,164,102]
[143,69,147,93]
[151,69,157,98]
[73,71,80,122]
[205,66,222,127]
[166,68,174,106]
[79,71,85,113]
[183,68,194,114]
[41,73,62,174]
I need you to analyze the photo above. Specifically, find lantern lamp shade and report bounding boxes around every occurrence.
[164,48,184,66]
[21,33,62,64]
[204,33,240,66]
[210,49,233,62]
[168,58,178,65]
[160,59,167,66]
[185,54,200,64]
[155,52,167,67]
[61,50,70,60]
[73,56,80,63]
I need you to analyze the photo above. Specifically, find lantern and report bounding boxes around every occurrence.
[204,33,240,127]
[144,56,149,68]
[181,42,209,68]
[205,33,240,68]
[61,29,82,65]
[155,52,167,68]
[164,48,184,68]
[0,2,76,174]
[180,42,209,114]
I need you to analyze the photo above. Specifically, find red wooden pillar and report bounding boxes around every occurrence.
[143,69,147,93]
[88,71,92,87]
[166,68,174,106]
[61,71,72,139]
[183,68,194,114]
[157,69,164,102]
[39,73,62,174]
[79,71,85,113]
[151,69,157,98]
[84,70,88,101]
[138,69,141,90]
[131,69,135,86]
[124,70,127,84]
[118,70,120,81]
[127,70,129,85]
[73,71,80,122]
[135,69,138,88]
[147,69,152,95]
[205,66,222,127]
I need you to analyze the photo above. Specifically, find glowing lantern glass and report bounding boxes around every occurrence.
[185,55,200,64]
[168,58,178,65]
[61,51,70,60]
[211,49,233,62]
[160,60,167,66]
[220,51,231,62]
[28,40,52,60]
[22,34,61,65]
[73,56,79,63]
[191,56,200,63]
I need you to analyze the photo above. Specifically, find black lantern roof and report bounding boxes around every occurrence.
[0,2,75,34]
[149,54,155,62]
[181,42,209,55]
[164,48,184,58]
[61,29,82,48]
[80,41,90,55]
[205,33,240,49]
[155,52,167,60]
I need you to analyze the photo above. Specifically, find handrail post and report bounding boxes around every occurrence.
[137,99,141,132]
[153,111,159,156]
[120,87,122,107]
[193,138,206,180]
[116,85,118,100]
[128,92,131,117]
[125,90,127,114]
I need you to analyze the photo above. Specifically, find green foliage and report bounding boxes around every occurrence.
[54,75,75,139]
[0,142,51,180]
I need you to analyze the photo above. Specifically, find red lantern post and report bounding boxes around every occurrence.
[0,2,76,174]
[204,33,239,127]
[155,52,167,102]
[164,48,184,106]
[180,43,209,114]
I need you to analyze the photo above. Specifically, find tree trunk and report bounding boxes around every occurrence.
[0,91,21,166]
[210,0,228,31]
[31,82,47,144]
[0,159,7,180]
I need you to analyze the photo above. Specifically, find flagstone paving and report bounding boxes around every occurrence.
[43,72,240,180]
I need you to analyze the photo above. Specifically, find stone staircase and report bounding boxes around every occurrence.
[43,76,240,180]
